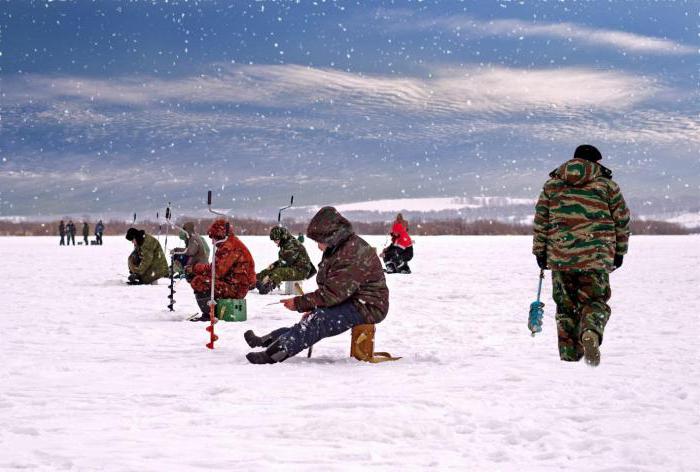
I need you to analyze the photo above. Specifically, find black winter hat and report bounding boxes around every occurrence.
[573,144,602,162]
[125,227,146,244]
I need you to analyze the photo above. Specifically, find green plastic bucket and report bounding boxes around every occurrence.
[216,299,247,322]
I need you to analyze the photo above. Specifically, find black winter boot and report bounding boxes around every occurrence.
[246,343,289,364]
[244,330,264,348]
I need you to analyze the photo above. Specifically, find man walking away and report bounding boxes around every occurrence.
[532,144,630,367]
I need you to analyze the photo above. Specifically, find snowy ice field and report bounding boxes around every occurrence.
[1,235,699,471]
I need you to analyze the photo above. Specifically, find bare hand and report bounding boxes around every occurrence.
[281,298,296,311]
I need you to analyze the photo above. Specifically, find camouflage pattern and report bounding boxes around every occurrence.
[128,233,169,283]
[533,158,630,272]
[552,270,611,361]
[189,219,256,299]
[292,207,389,324]
[257,226,316,286]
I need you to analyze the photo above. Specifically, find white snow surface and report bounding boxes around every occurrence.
[1,235,699,471]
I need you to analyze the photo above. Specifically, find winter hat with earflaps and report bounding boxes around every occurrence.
[207,219,232,240]
[573,144,602,162]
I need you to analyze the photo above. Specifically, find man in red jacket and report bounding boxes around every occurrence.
[381,216,413,274]
[186,219,256,321]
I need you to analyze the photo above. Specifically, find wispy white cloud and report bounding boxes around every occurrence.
[6,63,663,116]
[381,11,695,55]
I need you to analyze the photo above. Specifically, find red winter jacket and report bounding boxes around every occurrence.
[190,232,256,299]
[390,221,412,249]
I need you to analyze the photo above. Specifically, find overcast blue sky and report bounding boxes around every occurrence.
[1,0,697,218]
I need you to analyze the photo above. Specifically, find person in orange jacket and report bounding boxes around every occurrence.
[186,219,256,321]
[381,213,413,274]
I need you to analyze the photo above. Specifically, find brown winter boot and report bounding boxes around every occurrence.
[350,324,401,363]
[351,324,376,361]
[581,330,601,367]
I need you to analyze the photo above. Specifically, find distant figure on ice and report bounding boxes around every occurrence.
[532,144,630,367]
[245,207,389,364]
[66,220,76,245]
[95,220,105,245]
[186,219,255,322]
[255,226,316,294]
[125,228,169,285]
[59,220,66,246]
[82,222,90,246]
[381,213,413,274]
[170,221,210,276]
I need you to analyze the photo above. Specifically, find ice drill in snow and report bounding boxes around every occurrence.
[528,269,545,337]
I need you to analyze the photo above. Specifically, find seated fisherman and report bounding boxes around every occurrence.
[126,228,169,285]
[244,207,389,364]
[186,219,256,322]
[255,226,316,294]
[170,221,210,276]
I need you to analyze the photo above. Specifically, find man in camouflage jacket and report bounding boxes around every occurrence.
[255,226,316,294]
[126,228,169,284]
[533,144,630,366]
[244,206,389,364]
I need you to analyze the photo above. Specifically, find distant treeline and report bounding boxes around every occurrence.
[0,217,695,236]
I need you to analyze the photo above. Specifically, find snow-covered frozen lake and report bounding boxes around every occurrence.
[1,235,699,471]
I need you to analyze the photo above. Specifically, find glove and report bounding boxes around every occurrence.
[614,254,624,269]
[536,254,547,270]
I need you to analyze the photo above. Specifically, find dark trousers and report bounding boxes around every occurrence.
[83,235,89,245]
[96,233,103,245]
[59,235,65,245]
[383,245,413,271]
[67,234,75,245]
[264,301,366,358]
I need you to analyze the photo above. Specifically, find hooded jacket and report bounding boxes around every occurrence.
[293,207,389,324]
[533,158,630,271]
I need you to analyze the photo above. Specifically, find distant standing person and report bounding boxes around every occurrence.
[59,220,66,246]
[381,213,413,274]
[95,220,105,245]
[66,220,76,246]
[532,145,630,367]
[82,222,90,246]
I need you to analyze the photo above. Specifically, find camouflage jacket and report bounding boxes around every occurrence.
[269,226,316,278]
[533,158,631,271]
[129,233,169,282]
[293,207,389,324]
[191,234,256,298]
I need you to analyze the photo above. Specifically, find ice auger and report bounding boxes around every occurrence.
[528,269,545,336]
[204,190,230,349]
[165,205,191,312]
[277,196,294,225]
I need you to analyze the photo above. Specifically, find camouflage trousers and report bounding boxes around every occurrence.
[257,267,309,287]
[552,270,611,362]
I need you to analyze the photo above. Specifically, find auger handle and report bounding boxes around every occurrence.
[207,190,212,206]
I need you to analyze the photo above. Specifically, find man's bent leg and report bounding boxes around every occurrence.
[274,302,365,359]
